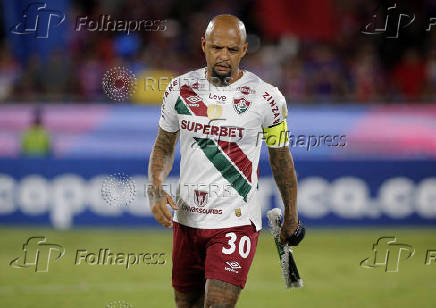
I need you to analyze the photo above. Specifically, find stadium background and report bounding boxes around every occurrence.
[0,0,435,307]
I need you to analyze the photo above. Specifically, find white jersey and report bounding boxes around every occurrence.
[159,67,288,231]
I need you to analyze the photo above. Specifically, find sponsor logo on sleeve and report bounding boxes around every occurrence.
[237,86,255,95]
[262,91,282,125]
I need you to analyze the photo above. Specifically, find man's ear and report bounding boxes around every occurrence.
[201,37,206,53]
[241,42,248,58]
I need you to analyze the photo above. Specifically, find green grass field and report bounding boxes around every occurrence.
[0,227,435,308]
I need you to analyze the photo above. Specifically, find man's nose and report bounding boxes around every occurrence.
[218,48,230,61]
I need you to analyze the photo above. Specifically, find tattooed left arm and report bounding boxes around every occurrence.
[268,146,299,243]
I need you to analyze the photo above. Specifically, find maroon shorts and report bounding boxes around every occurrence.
[172,221,259,292]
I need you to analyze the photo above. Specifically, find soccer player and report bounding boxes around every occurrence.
[147,14,305,308]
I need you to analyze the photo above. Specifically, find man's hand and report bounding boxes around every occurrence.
[147,185,179,228]
[268,146,303,245]
[280,219,305,246]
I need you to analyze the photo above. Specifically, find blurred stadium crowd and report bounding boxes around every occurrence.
[0,0,435,103]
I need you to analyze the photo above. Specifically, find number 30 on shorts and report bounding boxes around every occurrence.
[222,232,251,258]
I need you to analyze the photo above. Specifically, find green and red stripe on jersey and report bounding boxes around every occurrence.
[193,137,253,202]
[179,84,208,117]
[217,140,252,183]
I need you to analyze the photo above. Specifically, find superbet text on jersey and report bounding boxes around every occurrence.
[159,67,289,231]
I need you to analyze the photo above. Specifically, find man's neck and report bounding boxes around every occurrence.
[207,68,243,87]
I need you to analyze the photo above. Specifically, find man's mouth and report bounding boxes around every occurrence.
[215,63,231,70]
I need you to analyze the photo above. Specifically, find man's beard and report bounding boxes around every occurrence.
[211,67,232,86]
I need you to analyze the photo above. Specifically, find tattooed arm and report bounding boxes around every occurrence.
[204,279,241,307]
[147,127,179,228]
[268,146,299,243]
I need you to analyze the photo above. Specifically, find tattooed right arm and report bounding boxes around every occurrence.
[147,128,179,227]
[148,128,179,187]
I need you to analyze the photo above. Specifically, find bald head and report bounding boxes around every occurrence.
[202,15,248,86]
[205,14,247,43]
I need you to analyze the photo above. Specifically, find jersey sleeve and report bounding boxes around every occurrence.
[158,78,180,132]
[261,85,289,147]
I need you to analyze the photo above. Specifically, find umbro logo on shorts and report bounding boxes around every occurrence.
[225,261,242,273]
